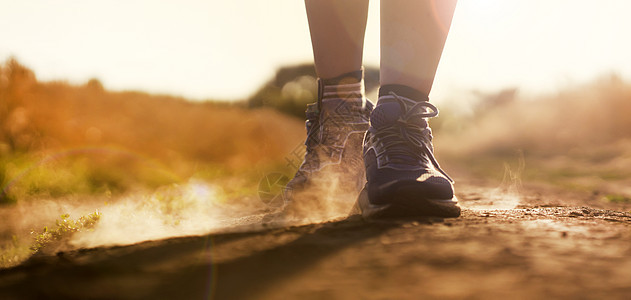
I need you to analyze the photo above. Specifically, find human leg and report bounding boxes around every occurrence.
[305,0,369,79]
[357,0,460,218]
[380,0,457,95]
[275,0,373,222]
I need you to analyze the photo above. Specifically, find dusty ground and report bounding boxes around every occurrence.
[1,178,631,300]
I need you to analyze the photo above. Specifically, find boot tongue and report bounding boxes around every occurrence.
[370,102,402,129]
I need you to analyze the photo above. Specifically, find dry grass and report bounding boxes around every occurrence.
[0,59,304,202]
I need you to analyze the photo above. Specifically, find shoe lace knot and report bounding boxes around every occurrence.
[376,92,453,183]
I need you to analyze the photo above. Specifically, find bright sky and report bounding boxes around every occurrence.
[1,0,630,101]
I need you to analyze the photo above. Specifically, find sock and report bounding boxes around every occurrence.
[378,84,429,105]
[318,69,365,103]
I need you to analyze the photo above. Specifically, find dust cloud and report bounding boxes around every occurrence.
[468,154,525,210]
[3,176,358,258]
[70,180,268,249]
[71,175,360,249]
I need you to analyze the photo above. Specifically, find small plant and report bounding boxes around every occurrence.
[30,211,101,252]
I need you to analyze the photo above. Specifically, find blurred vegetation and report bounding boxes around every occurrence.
[2,58,631,204]
[0,58,304,204]
[248,64,380,118]
[0,59,309,268]
[603,194,631,204]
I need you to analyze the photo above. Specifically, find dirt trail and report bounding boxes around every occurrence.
[1,179,631,299]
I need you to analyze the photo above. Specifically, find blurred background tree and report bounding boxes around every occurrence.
[0,58,39,153]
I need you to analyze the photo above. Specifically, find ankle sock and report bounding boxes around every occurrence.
[378,84,429,104]
[319,69,365,103]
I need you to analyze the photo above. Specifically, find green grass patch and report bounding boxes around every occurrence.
[30,211,102,252]
[0,211,102,269]
[0,153,183,203]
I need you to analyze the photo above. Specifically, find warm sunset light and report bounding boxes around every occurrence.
[1,1,631,299]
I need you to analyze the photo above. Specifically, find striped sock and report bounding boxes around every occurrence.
[319,69,365,103]
[322,81,364,101]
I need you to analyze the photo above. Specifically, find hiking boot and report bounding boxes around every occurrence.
[272,74,373,222]
[356,90,460,219]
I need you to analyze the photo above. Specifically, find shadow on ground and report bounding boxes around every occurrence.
[0,216,399,299]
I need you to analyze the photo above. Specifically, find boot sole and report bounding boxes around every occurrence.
[354,187,461,219]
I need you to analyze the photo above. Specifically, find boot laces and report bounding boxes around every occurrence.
[375,92,453,183]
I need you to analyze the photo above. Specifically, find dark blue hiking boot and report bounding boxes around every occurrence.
[356,90,460,219]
